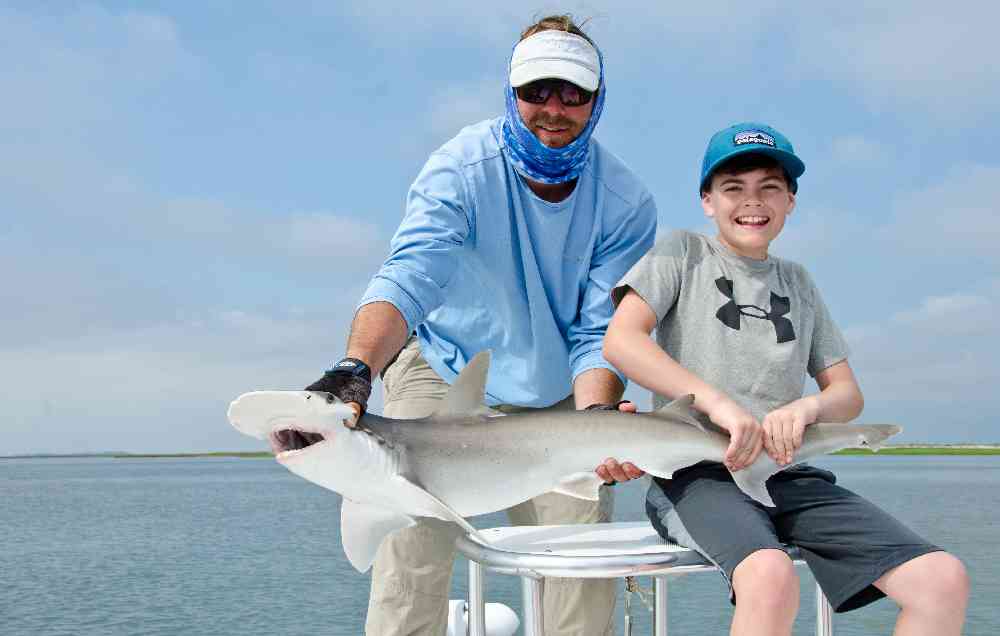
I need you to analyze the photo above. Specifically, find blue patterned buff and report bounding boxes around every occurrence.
[501,43,606,184]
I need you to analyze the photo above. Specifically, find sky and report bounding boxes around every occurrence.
[2,1,998,454]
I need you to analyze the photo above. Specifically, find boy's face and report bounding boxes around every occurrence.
[701,166,796,260]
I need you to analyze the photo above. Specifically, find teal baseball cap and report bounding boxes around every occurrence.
[700,122,805,193]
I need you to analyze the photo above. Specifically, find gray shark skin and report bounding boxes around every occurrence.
[227,351,900,572]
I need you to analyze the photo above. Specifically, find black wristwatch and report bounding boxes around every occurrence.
[329,358,372,383]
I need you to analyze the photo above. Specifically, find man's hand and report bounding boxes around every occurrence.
[303,366,371,429]
[708,399,764,472]
[270,369,368,454]
[587,401,646,483]
[761,397,819,466]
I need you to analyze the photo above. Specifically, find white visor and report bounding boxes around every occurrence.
[509,30,600,92]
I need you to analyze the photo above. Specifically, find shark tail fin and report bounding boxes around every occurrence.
[728,423,904,509]
[432,351,496,418]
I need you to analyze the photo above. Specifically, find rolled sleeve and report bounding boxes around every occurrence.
[357,275,426,334]
[357,151,471,332]
[570,349,624,385]
[567,193,657,383]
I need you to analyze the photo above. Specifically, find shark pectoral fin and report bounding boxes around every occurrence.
[432,351,492,417]
[729,457,779,508]
[390,475,487,543]
[552,472,604,501]
[340,499,416,572]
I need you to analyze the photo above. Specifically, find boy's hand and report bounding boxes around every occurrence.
[709,400,763,472]
[761,398,820,466]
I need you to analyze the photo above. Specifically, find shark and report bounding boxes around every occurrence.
[227,351,900,572]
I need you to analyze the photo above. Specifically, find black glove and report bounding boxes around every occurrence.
[584,400,632,411]
[304,358,373,414]
[269,359,374,453]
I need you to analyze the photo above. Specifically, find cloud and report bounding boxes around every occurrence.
[320,0,531,47]
[0,5,194,132]
[3,2,995,452]
[600,2,1000,124]
[288,213,387,259]
[879,164,1000,259]
[428,81,502,139]
[891,294,991,331]
[843,284,998,441]
[828,135,890,166]
[0,306,373,455]
[751,162,1000,295]
[0,4,399,455]
[324,1,1000,125]
[770,204,868,264]
[153,197,388,270]
[791,2,1000,123]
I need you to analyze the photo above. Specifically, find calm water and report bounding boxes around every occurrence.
[2,455,997,635]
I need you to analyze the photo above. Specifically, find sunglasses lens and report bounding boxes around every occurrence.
[516,83,550,104]
[558,83,592,106]
[516,80,594,107]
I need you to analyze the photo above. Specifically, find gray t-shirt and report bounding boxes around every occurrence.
[613,230,849,421]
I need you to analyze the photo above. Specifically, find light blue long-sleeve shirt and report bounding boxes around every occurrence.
[360,118,657,407]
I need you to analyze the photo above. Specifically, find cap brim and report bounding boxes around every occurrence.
[510,60,599,92]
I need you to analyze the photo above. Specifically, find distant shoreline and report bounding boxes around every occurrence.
[3,446,1000,459]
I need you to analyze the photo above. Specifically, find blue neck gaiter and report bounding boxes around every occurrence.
[501,46,605,185]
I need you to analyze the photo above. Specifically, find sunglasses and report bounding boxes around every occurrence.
[515,79,595,107]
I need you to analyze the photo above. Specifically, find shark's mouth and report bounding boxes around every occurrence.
[269,427,330,459]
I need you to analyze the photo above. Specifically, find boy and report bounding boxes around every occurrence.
[603,122,968,635]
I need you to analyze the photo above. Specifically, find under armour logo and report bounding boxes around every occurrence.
[715,277,796,343]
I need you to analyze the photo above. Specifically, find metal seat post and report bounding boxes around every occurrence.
[458,522,834,636]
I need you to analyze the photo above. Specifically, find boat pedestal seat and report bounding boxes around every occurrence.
[455,521,834,636]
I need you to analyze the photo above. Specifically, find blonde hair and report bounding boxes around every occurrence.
[520,14,595,46]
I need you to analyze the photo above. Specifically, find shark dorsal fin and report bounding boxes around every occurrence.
[648,394,712,433]
[432,350,493,417]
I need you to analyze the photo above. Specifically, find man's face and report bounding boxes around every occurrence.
[701,166,795,260]
[515,80,594,149]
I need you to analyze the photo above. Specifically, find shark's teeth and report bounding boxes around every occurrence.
[270,428,330,454]
[275,439,331,461]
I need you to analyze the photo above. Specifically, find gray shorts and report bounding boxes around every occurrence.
[646,462,941,612]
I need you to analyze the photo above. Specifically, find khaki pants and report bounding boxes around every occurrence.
[365,337,616,636]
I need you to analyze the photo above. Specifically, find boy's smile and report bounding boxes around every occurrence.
[702,167,795,260]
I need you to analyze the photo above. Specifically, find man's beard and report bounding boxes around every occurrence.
[528,113,576,131]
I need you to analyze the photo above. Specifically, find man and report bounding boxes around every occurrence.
[293,15,657,635]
